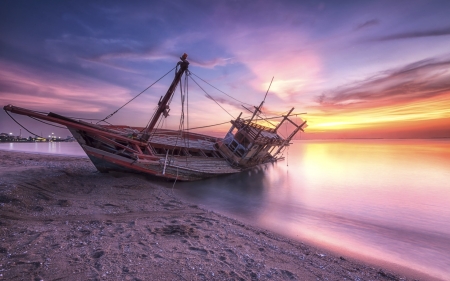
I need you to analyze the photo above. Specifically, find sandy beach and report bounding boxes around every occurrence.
[0,150,434,280]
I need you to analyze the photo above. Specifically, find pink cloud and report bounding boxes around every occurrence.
[0,60,135,114]
[214,27,322,103]
[315,58,450,112]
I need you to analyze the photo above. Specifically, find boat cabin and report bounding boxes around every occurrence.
[215,117,285,168]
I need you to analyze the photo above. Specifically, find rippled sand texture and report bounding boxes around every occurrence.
[0,150,426,280]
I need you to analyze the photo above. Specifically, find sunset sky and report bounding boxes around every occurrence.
[1,0,450,139]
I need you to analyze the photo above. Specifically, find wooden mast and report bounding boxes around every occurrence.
[141,53,189,142]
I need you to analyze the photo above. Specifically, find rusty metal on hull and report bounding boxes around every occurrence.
[3,54,307,181]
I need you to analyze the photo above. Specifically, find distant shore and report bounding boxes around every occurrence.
[0,150,439,280]
[0,140,75,143]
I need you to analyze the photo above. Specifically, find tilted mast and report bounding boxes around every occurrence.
[141,53,189,142]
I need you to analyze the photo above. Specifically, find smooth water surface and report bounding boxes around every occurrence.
[173,139,450,280]
[0,142,86,157]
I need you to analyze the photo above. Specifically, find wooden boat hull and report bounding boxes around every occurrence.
[68,127,241,181]
[83,146,238,181]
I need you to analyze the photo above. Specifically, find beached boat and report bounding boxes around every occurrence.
[4,54,307,181]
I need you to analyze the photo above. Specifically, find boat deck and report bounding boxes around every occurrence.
[167,156,238,174]
[149,134,217,150]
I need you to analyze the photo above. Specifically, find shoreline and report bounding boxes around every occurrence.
[0,147,88,158]
[0,150,440,280]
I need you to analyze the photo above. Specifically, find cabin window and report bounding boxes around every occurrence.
[235,131,251,148]
[229,140,238,150]
[235,148,245,157]
[205,151,214,157]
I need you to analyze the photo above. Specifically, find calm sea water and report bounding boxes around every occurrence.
[2,140,450,279]
[0,142,86,156]
[172,139,450,280]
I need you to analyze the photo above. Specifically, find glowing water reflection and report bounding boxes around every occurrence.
[0,142,85,156]
[174,139,450,280]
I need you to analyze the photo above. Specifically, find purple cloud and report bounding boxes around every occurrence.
[354,19,380,31]
[371,26,450,41]
[316,57,450,111]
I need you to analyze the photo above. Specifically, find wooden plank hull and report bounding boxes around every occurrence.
[65,123,241,181]
[81,144,239,181]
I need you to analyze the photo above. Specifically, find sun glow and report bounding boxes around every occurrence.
[307,93,450,133]
[263,78,307,99]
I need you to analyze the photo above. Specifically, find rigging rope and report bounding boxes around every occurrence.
[172,73,187,162]
[146,110,165,141]
[5,110,44,138]
[191,71,253,106]
[186,72,190,146]
[142,105,159,133]
[258,110,277,129]
[98,66,177,124]
[145,68,183,141]
[189,75,235,119]
[185,121,230,130]
[30,116,67,129]
[184,72,190,150]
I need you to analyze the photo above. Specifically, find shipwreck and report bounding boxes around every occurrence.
[4,54,307,181]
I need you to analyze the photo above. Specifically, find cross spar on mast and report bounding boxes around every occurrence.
[141,53,190,142]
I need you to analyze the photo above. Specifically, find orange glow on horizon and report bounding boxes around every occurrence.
[304,92,450,138]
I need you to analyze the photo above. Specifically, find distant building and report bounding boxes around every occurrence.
[0,133,8,141]
[1,132,42,142]
[0,132,14,142]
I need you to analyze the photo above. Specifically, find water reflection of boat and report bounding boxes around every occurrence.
[4,53,307,181]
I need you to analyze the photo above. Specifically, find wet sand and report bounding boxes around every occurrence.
[0,150,434,280]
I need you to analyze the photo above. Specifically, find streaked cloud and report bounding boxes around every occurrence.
[0,60,133,114]
[354,19,380,31]
[371,26,450,41]
[316,57,450,112]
